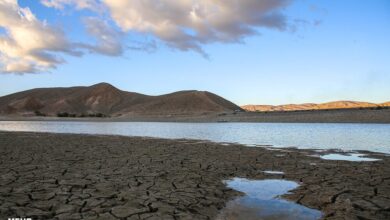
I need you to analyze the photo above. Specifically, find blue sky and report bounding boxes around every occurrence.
[0,0,389,105]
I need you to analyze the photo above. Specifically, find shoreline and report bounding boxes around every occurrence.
[0,131,389,219]
[1,108,390,124]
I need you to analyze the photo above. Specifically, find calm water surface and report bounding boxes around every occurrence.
[0,121,389,153]
[217,178,322,220]
[318,153,380,161]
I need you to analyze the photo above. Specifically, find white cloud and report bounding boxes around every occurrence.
[42,0,293,54]
[1,0,296,73]
[0,0,81,73]
[81,17,124,56]
[0,0,124,74]
[40,0,102,11]
[102,0,292,53]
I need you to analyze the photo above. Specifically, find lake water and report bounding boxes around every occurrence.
[0,121,389,153]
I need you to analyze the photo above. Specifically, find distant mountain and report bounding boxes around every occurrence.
[242,101,389,112]
[381,102,390,107]
[0,83,242,116]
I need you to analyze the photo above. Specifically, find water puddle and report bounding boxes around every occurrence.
[217,178,322,220]
[319,153,380,162]
[262,171,284,175]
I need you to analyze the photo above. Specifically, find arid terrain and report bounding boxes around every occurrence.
[0,131,389,219]
[2,108,390,123]
[1,83,389,123]
[242,101,390,112]
[0,83,242,117]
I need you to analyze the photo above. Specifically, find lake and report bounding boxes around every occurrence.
[0,121,389,154]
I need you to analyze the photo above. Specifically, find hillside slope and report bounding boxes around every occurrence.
[0,83,242,116]
[242,101,388,112]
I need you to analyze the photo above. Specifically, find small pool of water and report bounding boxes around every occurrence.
[319,153,380,162]
[262,171,285,175]
[217,178,322,220]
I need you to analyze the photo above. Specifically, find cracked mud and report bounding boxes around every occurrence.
[0,132,389,219]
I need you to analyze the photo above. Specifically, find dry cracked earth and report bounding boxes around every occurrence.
[0,131,389,220]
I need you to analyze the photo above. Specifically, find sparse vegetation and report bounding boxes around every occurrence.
[89,113,107,118]
[56,112,108,118]
[56,112,76,117]
[34,110,46,117]
[56,112,69,117]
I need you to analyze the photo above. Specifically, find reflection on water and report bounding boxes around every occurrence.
[319,153,380,162]
[0,121,389,153]
[217,178,322,220]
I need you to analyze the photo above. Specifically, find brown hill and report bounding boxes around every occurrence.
[242,101,389,112]
[381,102,390,107]
[0,83,242,116]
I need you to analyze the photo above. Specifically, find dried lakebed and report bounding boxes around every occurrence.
[0,132,389,220]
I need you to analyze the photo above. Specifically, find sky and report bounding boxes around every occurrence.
[0,0,389,105]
